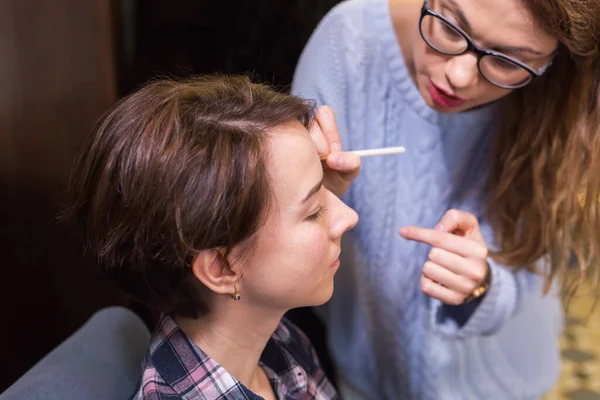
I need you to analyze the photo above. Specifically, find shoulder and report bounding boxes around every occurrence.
[293,0,397,128]
[302,0,388,61]
[294,0,393,79]
[130,356,175,400]
[325,0,373,31]
[130,320,188,400]
[131,390,162,400]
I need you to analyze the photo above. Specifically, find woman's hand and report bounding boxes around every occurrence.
[399,210,490,305]
[309,106,360,198]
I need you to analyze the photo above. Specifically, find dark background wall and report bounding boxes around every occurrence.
[125,0,341,93]
[0,0,340,391]
[0,0,121,390]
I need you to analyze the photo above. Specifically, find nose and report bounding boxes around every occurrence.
[444,53,479,90]
[327,191,359,239]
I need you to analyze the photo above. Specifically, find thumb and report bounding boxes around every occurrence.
[325,152,361,173]
[434,209,485,243]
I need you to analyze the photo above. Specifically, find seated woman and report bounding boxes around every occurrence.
[68,75,358,400]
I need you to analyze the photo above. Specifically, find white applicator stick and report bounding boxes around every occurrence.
[350,146,406,157]
[321,146,406,160]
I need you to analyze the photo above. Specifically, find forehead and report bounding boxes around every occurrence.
[449,0,555,47]
[463,0,532,28]
[265,121,320,204]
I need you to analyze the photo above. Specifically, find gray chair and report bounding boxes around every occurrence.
[0,306,151,400]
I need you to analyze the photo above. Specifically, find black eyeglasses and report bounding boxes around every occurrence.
[419,0,553,89]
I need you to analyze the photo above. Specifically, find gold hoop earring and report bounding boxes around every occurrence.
[228,284,241,301]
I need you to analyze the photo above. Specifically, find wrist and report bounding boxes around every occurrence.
[463,262,491,303]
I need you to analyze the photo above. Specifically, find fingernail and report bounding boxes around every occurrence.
[434,224,445,232]
[331,142,342,152]
[399,227,408,236]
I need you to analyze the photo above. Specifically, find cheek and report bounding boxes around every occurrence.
[413,39,441,75]
[412,39,426,72]
[481,85,511,101]
[302,228,329,266]
[245,225,329,289]
[279,224,329,275]
[467,83,512,108]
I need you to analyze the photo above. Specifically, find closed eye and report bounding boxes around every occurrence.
[307,207,327,221]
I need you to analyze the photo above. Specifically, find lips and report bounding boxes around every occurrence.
[329,258,340,269]
[428,80,466,109]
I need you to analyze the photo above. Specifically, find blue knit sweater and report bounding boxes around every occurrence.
[292,0,563,398]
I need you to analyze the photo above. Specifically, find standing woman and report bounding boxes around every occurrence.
[292,0,600,398]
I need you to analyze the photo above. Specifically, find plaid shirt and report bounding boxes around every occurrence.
[131,316,339,400]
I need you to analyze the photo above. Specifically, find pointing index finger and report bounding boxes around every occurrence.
[399,226,487,259]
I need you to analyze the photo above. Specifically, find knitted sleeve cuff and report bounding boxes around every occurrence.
[429,256,518,339]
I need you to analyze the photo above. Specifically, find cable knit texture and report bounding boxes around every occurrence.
[291,0,563,399]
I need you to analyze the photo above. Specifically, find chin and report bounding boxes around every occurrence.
[309,282,335,307]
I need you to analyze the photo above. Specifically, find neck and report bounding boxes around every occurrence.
[174,302,284,390]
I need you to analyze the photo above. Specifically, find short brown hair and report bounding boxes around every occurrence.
[69,75,313,317]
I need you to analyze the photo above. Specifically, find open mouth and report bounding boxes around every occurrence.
[428,80,466,108]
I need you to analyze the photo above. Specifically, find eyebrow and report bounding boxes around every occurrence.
[444,0,545,57]
[302,178,324,204]
[496,45,545,57]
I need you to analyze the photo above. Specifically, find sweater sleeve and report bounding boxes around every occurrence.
[430,255,518,337]
[429,218,559,339]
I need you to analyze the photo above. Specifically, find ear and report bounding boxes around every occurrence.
[191,249,238,296]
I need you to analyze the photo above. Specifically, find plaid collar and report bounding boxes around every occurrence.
[133,316,338,400]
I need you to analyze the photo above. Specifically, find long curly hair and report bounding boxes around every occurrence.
[488,0,600,295]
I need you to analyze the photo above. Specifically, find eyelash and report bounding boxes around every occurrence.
[307,207,327,221]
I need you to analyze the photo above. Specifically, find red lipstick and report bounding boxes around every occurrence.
[428,80,465,109]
